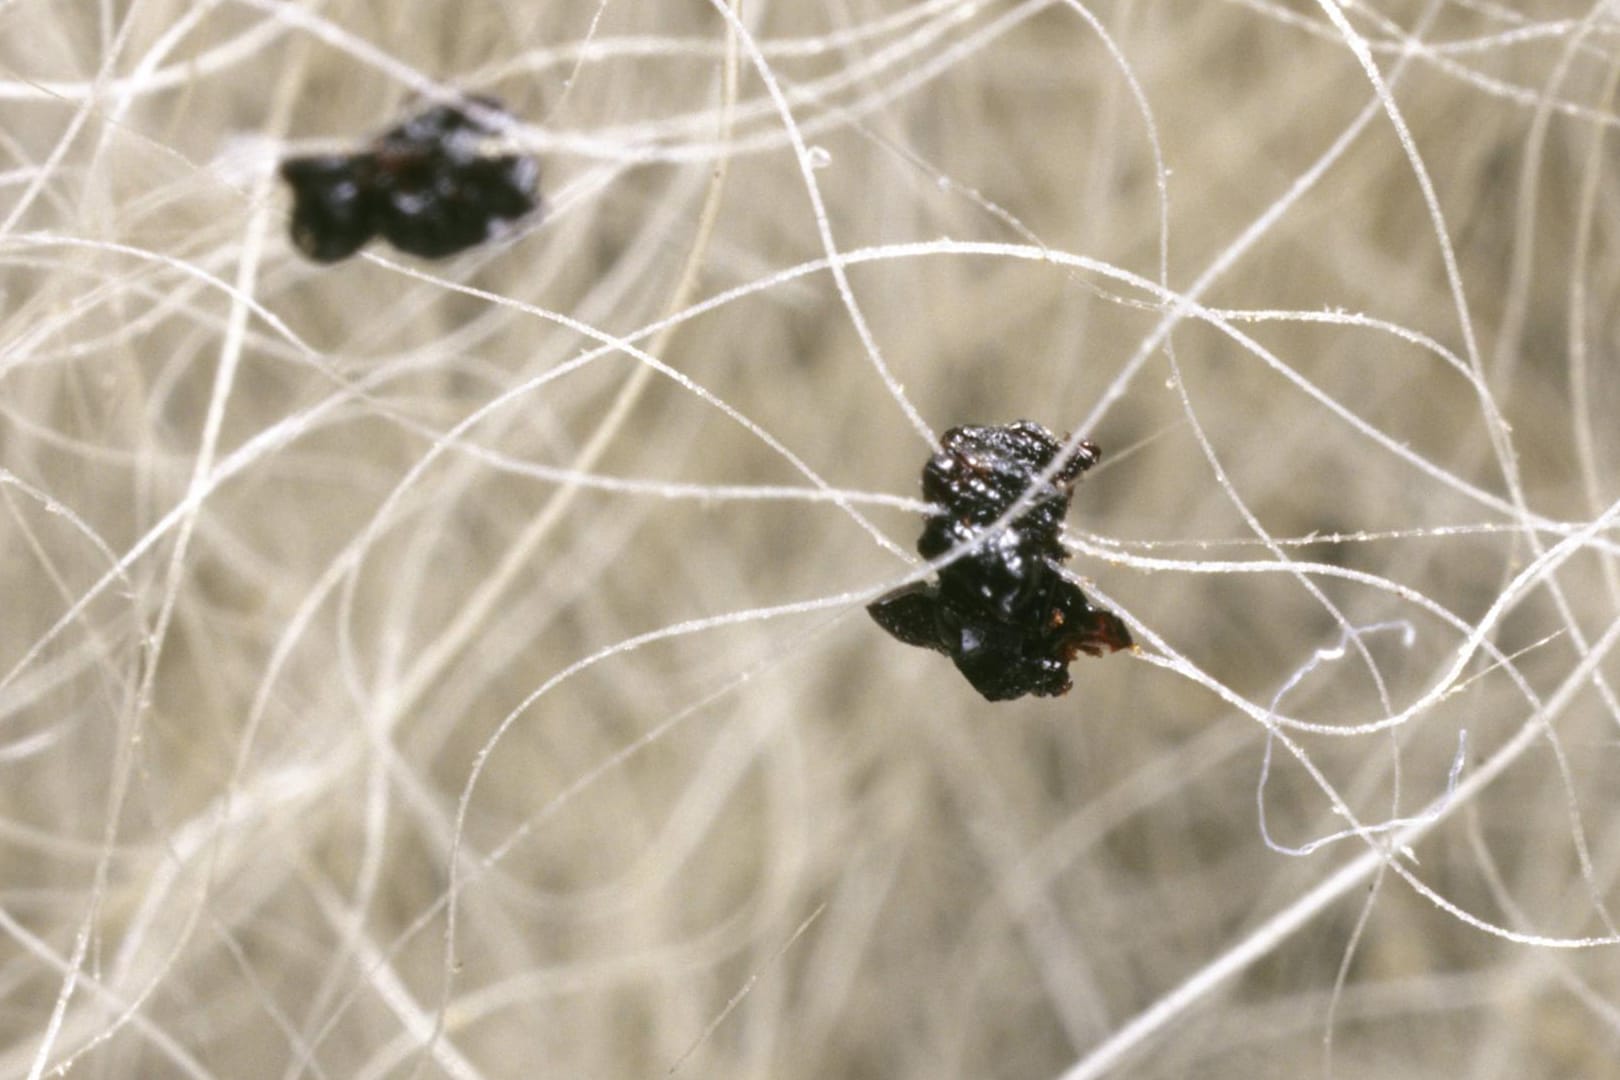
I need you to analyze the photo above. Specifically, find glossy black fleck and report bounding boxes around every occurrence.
[279,97,539,263]
[868,421,1131,702]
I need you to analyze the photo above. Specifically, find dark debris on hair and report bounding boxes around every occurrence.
[868,421,1132,702]
[279,97,539,263]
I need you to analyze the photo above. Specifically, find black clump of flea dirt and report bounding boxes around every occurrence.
[868,421,1132,701]
[280,97,539,263]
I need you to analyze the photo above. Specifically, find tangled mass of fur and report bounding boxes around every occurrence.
[2,2,1618,1078]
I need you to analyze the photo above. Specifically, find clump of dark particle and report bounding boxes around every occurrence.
[279,97,539,262]
[868,421,1132,701]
